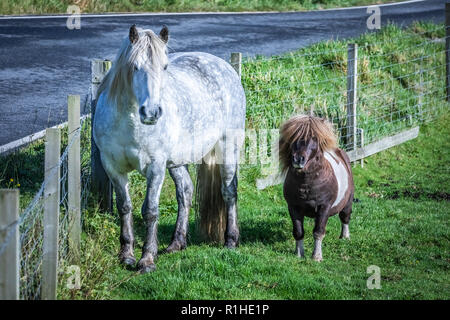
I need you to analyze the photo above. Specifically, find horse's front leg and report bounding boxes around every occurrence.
[220,164,239,248]
[103,165,135,266]
[288,205,305,258]
[312,205,331,262]
[137,161,165,273]
[166,165,193,253]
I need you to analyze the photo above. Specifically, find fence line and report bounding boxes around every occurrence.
[0,95,90,299]
[0,17,448,299]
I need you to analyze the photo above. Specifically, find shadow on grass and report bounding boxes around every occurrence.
[130,213,290,253]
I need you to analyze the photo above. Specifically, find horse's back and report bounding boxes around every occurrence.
[168,52,246,128]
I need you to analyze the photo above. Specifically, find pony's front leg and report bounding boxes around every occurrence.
[312,206,331,262]
[166,165,193,253]
[220,164,239,248]
[137,161,166,273]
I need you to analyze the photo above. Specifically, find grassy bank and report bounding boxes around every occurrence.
[60,109,449,300]
[1,22,448,300]
[1,0,400,16]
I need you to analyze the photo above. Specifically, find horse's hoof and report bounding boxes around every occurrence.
[120,256,136,266]
[312,256,323,262]
[224,240,238,249]
[165,241,186,253]
[138,264,156,274]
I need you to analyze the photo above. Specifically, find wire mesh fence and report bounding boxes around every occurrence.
[0,96,92,300]
[241,23,447,154]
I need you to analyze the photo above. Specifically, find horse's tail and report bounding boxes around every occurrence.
[195,148,227,244]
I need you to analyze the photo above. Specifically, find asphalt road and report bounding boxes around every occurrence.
[0,0,446,146]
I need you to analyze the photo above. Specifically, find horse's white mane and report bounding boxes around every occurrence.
[97,28,168,107]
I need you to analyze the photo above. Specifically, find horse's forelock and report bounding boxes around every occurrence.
[279,115,337,172]
[97,28,168,107]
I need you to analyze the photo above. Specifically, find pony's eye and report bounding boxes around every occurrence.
[164,64,168,70]
[134,66,138,71]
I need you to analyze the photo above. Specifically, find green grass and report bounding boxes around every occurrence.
[0,0,401,16]
[59,112,449,300]
[1,22,448,300]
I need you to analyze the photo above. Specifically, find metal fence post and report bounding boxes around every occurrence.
[231,52,242,79]
[42,128,60,300]
[91,60,113,213]
[68,95,81,263]
[357,128,364,168]
[0,189,19,300]
[347,43,358,151]
[446,3,450,102]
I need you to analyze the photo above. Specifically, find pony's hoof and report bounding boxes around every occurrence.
[312,256,323,262]
[165,240,186,253]
[138,264,156,274]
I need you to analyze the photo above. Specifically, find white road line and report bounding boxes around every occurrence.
[0,0,425,20]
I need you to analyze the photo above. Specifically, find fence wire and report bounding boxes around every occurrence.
[242,24,447,153]
[0,96,92,300]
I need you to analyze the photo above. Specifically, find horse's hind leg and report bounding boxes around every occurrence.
[339,197,352,239]
[220,163,239,248]
[166,165,193,253]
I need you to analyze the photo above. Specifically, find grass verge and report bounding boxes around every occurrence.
[1,0,401,16]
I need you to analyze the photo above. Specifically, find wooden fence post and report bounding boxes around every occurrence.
[90,60,113,213]
[446,3,450,102]
[231,52,242,79]
[68,95,81,263]
[0,189,19,300]
[42,128,60,300]
[347,43,358,151]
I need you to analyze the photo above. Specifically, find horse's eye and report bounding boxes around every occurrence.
[164,64,168,70]
[134,66,138,71]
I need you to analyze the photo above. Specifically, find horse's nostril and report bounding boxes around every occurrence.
[300,156,305,163]
[155,106,162,119]
[139,106,146,117]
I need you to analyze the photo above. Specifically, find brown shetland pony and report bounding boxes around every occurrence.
[279,115,354,261]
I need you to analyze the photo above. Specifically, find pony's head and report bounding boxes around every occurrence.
[279,115,337,173]
[99,24,169,125]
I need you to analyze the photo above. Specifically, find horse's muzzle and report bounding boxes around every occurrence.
[139,105,162,125]
[292,155,306,169]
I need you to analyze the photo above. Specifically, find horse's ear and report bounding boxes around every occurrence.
[159,25,169,43]
[129,24,139,44]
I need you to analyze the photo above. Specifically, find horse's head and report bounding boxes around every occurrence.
[291,137,319,170]
[128,24,169,125]
[279,115,338,173]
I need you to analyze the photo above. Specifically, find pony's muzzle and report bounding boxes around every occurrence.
[292,155,306,169]
[139,105,162,125]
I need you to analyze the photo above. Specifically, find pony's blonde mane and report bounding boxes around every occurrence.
[96,28,168,107]
[279,115,338,172]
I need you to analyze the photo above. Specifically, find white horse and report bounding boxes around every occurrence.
[93,25,246,273]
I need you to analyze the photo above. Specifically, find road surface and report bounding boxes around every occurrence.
[0,0,445,145]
